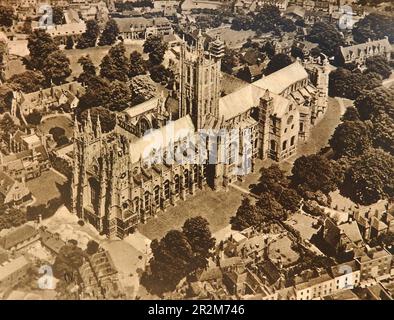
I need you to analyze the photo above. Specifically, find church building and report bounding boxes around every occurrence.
[72,34,329,238]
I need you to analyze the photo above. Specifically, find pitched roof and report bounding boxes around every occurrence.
[123,98,159,119]
[129,115,195,163]
[0,171,16,197]
[338,221,363,244]
[0,256,30,282]
[253,61,308,95]
[0,225,38,250]
[339,38,391,60]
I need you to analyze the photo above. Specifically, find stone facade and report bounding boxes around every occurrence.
[72,35,329,239]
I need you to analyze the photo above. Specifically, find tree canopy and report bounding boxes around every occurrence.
[98,19,119,46]
[265,53,293,75]
[329,120,372,158]
[307,22,344,57]
[7,70,45,93]
[26,29,58,70]
[76,20,100,49]
[100,43,129,82]
[341,149,394,205]
[42,50,71,85]
[291,154,342,194]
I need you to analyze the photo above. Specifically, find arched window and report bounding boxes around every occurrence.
[174,175,180,194]
[133,197,140,213]
[138,117,151,136]
[164,180,170,199]
[144,191,150,210]
[154,186,160,206]
[184,170,189,188]
[88,178,99,208]
[193,165,198,183]
[270,140,277,151]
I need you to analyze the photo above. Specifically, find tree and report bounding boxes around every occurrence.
[230,197,261,230]
[78,76,111,109]
[265,53,292,75]
[341,106,360,121]
[0,5,13,27]
[22,17,32,34]
[7,70,45,93]
[98,19,119,46]
[147,230,194,292]
[65,36,74,50]
[107,80,131,111]
[25,110,42,126]
[129,74,157,105]
[52,240,85,280]
[280,18,296,32]
[256,193,286,221]
[53,6,64,25]
[353,13,394,43]
[277,188,302,213]
[307,21,344,56]
[42,50,71,85]
[372,113,394,155]
[0,206,26,231]
[291,45,304,60]
[365,55,392,79]
[329,120,372,158]
[182,217,215,270]
[341,149,394,205]
[79,106,116,133]
[291,154,342,194]
[143,35,167,65]
[253,164,288,196]
[100,43,129,82]
[76,20,100,49]
[329,68,381,100]
[221,48,239,73]
[149,64,172,84]
[354,86,394,120]
[129,51,146,77]
[231,15,253,31]
[77,55,96,85]
[252,5,282,33]
[0,113,19,142]
[0,84,13,113]
[26,29,58,70]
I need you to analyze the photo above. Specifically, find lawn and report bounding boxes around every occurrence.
[64,43,145,81]
[26,170,67,206]
[285,213,319,241]
[268,235,300,267]
[137,186,244,241]
[38,115,74,139]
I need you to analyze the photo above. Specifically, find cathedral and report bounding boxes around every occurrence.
[72,33,330,239]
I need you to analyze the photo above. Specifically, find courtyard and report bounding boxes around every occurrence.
[38,114,74,140]
[26,170,67,206]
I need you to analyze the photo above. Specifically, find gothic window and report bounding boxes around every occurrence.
[300,122,304,132]
[270,140,277,151]
[133,197,140,213]
[164,180,170,199]
[154,186,160,206]
[193,165,198,182]
[228,142,238,164]
[139,118,151,136]
[282,140,287,150]
[144,192,150,210]
[291,136,296,146]
[184,169,189,188]
[88,178,99,208]
[174,175,180,193]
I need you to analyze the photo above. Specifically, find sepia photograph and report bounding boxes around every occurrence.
[0,0,393,308]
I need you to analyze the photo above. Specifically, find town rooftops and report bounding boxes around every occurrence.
[0,225,39,251]
[338,220,363,244]
[339,38,391,60]
[294,272,333,291]
[0,256,30,283]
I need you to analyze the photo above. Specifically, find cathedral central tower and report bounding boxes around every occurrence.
[179,32,222,129]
